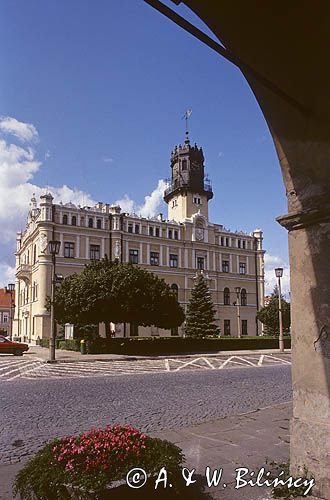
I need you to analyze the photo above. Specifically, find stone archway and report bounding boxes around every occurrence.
[146,1,330,496]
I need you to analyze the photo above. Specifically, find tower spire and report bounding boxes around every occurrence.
[182,108,192,144]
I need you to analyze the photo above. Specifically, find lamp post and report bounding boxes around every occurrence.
[275,267,284,352]
[48,240,61,362]
[5,283,15,339]
[234,286,241,338]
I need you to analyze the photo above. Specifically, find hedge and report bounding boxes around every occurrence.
[39,338,80,351]
[87,336,291,355]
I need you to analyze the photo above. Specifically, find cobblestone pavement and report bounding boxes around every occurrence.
[0,353,291,380]
[0,365,292,468]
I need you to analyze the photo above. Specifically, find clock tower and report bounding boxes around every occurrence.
[164,132,213,223]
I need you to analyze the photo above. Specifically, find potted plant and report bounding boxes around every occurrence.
[13,425,184,499]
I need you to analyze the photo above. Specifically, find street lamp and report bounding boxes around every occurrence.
[5,283,15,339]
[48,240,61,362]
[234,286,241,338]
[275,267,284,352]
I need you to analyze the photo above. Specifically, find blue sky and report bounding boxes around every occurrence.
[0,0,289,293]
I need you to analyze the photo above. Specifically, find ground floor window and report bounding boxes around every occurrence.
[130,323,139,337]
[242,319,248,335]
[171,327,179,336]
[224,319,231,336]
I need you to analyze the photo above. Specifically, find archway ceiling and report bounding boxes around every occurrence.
[181,1,330,120]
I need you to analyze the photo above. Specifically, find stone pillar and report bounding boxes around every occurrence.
[277,207,330,497]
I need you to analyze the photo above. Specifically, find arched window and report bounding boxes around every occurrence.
[224,287,230,306]
[171,283,179,299]
[97,219,102,229]
[71,216,77,226]
[241,289,247,306]
[63,214,68,224]
[88,218,93,228]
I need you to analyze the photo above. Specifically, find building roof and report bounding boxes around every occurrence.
[0,288,15,308]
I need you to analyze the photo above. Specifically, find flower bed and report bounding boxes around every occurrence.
[13,425,184,499]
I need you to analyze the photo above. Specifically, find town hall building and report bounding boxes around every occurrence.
[13,132,265,341]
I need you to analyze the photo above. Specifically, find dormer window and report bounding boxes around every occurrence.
[193,196,201,205]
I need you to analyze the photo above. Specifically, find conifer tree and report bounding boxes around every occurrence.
[185,274,218,338]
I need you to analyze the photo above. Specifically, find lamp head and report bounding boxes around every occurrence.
[275,267,283,278]
[48,240,61,256]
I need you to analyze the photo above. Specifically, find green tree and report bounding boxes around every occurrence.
[54,257,184,337]
[185,274,218,338]
[257,286,291,336]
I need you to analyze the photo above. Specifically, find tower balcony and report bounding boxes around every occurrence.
[164,178,213,202]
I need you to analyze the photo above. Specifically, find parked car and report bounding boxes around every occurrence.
[0,335,29,356]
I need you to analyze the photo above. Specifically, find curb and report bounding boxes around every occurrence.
[25,349,292,364]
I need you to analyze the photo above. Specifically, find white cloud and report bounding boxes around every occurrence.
[264,253,290,298]
[103,156,114,163]
[0,116,38,143]
[0,262,16,288]
[139,179,167,218]
[115,179,166,218]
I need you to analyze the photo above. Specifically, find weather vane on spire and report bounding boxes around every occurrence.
[182,109,192,138]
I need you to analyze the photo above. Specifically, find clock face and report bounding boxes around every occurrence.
[195,227,204,241]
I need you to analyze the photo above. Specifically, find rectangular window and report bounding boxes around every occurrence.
[174,230,178,240]
[149,227,154,236]
[171,327,179,336]
[168,229,172,239]
[237,239,241,248]
[220,236,224,246]
[130,323,139,337]
[150,252,159,266]
[3,314,9,324]
[242,240,246,249]
[90,244,100,260]
[222,260,229,273]
[128,224,133,233]
[197,257,204,270]
[242,319,248,335]
[134,224,140,234]
[129,249,139,264]
[169,254,178,268]
[64,242,75,258]
[155,227,160,237]
[226,237,229,247]
[224,320,231,336]
[239,262,246,274]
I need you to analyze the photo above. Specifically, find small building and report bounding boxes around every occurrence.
[13,133,265,341]
[0,288,15,337]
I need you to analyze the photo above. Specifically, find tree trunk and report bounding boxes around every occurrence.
[104,322,111,339]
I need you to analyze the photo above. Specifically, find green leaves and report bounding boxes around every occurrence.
[54,258,185,331]
[257,287,291,335]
